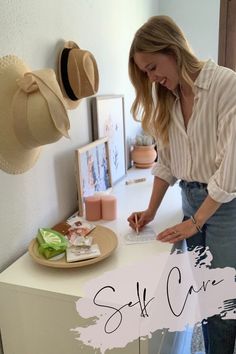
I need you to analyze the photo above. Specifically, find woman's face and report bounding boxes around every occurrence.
[134,51,179,91]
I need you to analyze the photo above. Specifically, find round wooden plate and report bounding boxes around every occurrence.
[28,225,118,268]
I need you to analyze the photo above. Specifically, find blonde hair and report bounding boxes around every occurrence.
[129,15,204,145]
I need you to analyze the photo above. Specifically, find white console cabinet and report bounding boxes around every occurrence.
[0,168,182,354]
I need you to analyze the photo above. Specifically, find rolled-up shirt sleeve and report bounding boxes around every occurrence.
[151,144,177,186]
[208,110,236,203]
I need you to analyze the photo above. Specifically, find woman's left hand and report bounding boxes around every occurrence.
[157,218,198,243]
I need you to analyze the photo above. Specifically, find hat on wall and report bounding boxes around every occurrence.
[58,41,99,110]
[0,55,70,174]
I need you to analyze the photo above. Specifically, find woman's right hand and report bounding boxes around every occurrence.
[127,209,155,232]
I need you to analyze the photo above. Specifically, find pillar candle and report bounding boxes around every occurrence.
[84,196,101,221]
[101,195,117,221]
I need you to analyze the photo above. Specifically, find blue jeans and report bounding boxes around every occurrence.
[179,180,236,354]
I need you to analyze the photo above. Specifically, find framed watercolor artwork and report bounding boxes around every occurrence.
[75,137,112,216]
[92,95,127,184]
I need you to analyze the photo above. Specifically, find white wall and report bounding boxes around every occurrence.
[0,0,159,272]
[159,0,220,61]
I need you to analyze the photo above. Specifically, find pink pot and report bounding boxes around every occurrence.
[131,144,157,168]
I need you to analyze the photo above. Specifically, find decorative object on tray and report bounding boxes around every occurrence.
[66,212,96,236]
[65,220,100,263]
[28,214,118,268]
[58,40,99,110]
[37,228,68,259]
[75,137,112,216]
[131,131,157,168]
[66,244,101,263]
[35,216,97,261]
[0,55,70,175]
[91,95,127,184]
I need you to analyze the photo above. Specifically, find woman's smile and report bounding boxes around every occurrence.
[134,51,179,91]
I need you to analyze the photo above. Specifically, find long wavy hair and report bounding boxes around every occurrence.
[129,15,204,145]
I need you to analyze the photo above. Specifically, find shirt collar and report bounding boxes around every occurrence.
[194,59,217,90]
[172,59,217,99]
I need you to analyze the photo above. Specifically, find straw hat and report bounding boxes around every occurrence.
[58,41,99,110]
[0,55,70,174]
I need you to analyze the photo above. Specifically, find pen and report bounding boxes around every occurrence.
[134,213,139,235]
[125,178,146,185]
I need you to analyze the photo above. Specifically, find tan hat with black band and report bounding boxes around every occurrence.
[58,41,99,110]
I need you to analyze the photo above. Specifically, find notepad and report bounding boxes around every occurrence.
[124,227,156,244]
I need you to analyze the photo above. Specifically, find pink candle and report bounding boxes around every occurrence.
[101,195,117,221]
[84,196,101,221]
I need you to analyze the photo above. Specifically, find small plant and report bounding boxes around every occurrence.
[134,132,155,146]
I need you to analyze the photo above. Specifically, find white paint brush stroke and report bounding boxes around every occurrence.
[71,247,236,354]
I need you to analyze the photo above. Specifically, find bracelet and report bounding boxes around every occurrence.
[190,215,203,233]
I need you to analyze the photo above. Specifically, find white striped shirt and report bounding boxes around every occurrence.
[152,59,236,203]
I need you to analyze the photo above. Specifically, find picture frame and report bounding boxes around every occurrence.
[92,95,127,185]
[75,137,112,216]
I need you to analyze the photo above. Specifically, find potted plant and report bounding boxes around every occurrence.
[131,131,157,168]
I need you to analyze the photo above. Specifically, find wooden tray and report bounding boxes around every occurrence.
[28,225,118,268]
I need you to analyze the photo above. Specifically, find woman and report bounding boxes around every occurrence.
[127,15,236,354]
